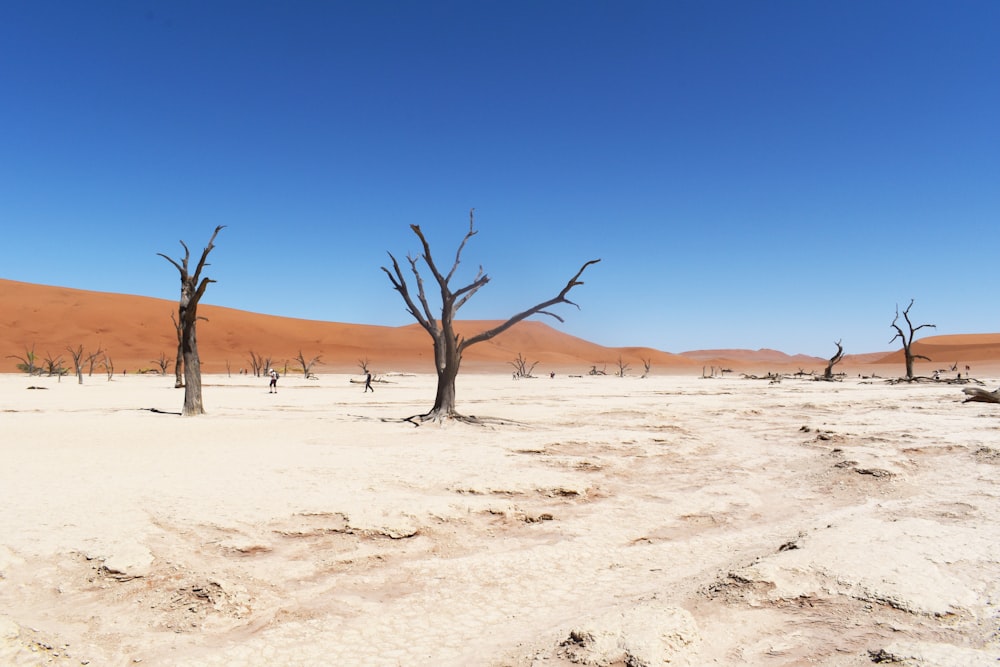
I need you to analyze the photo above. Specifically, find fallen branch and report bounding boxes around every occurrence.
[962,387,1000,404]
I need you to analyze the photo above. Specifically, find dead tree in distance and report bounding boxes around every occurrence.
[823,339,844,380]
[382,210,599,424]
[640,357,651,378]
[509,352,539,379]
[890,299,935,380]
[158,226,224,415]
[85,344,104,377]
[152,352,170,375]
[8,344,39,375]
[615,355,630,377]
[42,351,66,378]
[294,350,322,378]
[101,354,114,380]
[66,345,86,384]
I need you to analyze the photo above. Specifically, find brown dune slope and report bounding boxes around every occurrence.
[5,279,999,376]
[0,279,693,374]
[872,334,1000,370]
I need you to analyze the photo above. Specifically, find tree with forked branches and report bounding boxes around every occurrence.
[382,210,599,424]
[294,351,322,378]
[8,344,39,375]
[823,340,844,380]
[890,299,935,380]
[509,352,539,379]
[158,226,224,415]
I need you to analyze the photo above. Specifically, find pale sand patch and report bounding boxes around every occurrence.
[1,372,999,666]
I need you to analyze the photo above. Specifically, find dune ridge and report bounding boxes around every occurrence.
[3,278,999,376]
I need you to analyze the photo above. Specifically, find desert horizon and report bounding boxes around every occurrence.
[4,278,1000,378]
[4,277,1000,664]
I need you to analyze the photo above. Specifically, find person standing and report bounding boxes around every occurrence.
[269,368,278,393]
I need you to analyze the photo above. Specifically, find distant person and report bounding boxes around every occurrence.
[364,372,374,392]
[269,368,278,393]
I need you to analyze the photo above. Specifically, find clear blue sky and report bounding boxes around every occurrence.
[2,1,997,357]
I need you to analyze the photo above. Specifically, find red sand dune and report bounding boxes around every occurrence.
[2,279,998,376]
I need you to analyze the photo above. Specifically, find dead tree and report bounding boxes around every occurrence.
[823,339,844,380]
[152,352,170,375]
[640,358,651,378]
[509,352,539,378]
[615,355,630,377]
[589,364,607,376]
[382,210,599,423]
[42,351,66,378]
[85,345,104,377]
[8,344,39,375]
[158,225,224,415]
[101,354,114,380]
[963,387,1000,404]
[358,357,371,374]
[890,299,935,380]
[247,351,264,377]
[294,350,322,378]
[66,345,86,384]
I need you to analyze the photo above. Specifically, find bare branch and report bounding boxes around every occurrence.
[462,259,601,350]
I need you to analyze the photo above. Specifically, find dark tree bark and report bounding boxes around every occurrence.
[66,345,85,384]
[824,339,844,380]
[158,226,224,415]
[890,299,935,380]
[382,210,599,424]
[170,311,184,388]
[963,387,1000,404]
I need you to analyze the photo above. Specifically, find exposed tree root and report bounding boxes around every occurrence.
[394,411,524,427]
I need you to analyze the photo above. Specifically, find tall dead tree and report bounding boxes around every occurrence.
[823,339,844,380]
[382,210,599,424]
[294,350,322,378]
[66,345,86,384]
[158,226,224,415]
[890,299,935,380]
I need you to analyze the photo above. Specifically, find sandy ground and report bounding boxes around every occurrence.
[2,370,999,666]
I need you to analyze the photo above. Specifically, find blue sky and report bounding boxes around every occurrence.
[2,1,997,357]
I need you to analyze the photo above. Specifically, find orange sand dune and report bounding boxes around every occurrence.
[872,334,1000,369]
[0,279,692,375]
[4,279,999,376]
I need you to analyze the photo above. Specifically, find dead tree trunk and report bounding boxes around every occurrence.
[382,209,599,424]
[963,387,1000,404]
[170,311,184,388]
[824,339,844,380]
[158,226,224,416]
[66,345,86,384]
[890,299,935,380]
